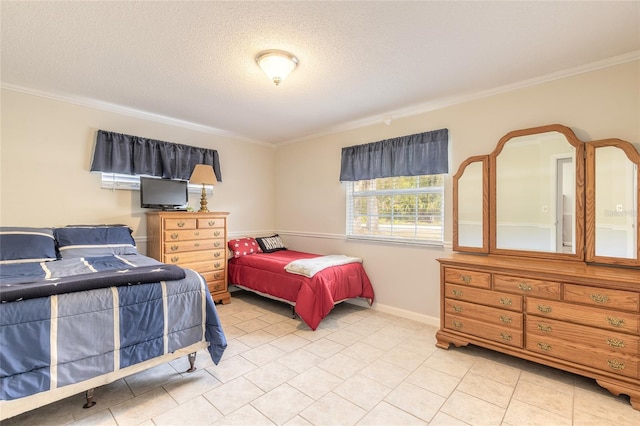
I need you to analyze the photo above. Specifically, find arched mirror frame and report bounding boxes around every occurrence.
[489,124,585,261]
[453,155,489,253]
[586,138,640,267]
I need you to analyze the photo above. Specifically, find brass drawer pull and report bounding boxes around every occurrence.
[499,316,512,324]
[500,297,512,306]
[208,220,216,226]
[214,272,222,279]
[607,338,625,349]
[170,233,179,240]
[537,342,552,352]
[452,320,463,329]
[214,262,221,268]
[517,282,532,292]
[460,275,472,284]
[607,317,625,328]
[607,360,625,371]
[451,289,463,297]
[177,221,185,228]
[214,252,221,258]
[500,332,512,341]
[591,293,609,304]
[537,304,552,313]
[170,256,179,263]
[194,242,200,247]
[214,231,221,237]
[170,244,179,251]
[214,241,221,247]
[452,305,463,313]
[194,231,200,236]
[537,324,552,333]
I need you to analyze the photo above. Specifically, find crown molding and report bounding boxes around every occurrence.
[0,83,274,149]
[278,50,640,146]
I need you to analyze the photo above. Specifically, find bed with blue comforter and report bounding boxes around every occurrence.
[0,225,227,420]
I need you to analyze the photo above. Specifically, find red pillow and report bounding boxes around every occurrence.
[227,237,263,258]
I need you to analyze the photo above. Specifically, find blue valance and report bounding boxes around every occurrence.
[90,130,222,182]
[339,128,448,181]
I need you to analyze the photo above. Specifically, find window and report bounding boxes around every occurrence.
[100,173,210,194]
[346,174,444,244]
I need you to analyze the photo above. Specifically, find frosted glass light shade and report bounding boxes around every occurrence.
[256,50,298,86]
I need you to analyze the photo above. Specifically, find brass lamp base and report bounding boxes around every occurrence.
[198,184,209,212]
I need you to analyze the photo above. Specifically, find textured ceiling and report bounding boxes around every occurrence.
[2,1,639,144]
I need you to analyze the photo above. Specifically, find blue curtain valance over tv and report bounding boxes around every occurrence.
[339,128,448,181]
[90,130,222,182]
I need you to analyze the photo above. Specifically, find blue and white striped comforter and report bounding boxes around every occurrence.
[0,255,227,402]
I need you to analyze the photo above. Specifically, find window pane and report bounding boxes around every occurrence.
[346,175,444,244]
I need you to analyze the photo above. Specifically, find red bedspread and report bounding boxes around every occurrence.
[228,250,375,330]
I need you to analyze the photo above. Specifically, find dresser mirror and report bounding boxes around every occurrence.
[453,156,488,252]
[489,125,585,260]
[586,139,640,266]
[454,123,640,266]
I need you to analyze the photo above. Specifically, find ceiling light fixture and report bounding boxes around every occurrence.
[255,50,298,86]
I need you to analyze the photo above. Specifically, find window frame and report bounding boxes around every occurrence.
[345,174,445,246]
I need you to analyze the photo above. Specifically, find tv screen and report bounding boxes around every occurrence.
[140,177,188,210]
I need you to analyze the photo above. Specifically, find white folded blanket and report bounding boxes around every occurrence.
[284,255,362,278]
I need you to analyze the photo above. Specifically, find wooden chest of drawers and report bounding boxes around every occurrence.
[437,254,640,409]
[146,211,230,304]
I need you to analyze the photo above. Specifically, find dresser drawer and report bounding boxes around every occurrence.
[180,260,220,275]
[206,279,227,294]
[564,284,640,312]
[164,229,221,242]
[494,274,561,300]
[444,314,523,348]
[444,268,490,288]
[445,283,523,312]
[526,334,638,379]
[164,239,224,254]
[197,218,225,229]
[526,297,639,335]
[527,317,639,356]
[163,218,197,230]
[201,270,226,282]
[164,249,226,265]
[444,299,523,330]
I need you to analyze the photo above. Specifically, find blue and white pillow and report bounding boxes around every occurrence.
[0,227,57,264]
[54,225,137,258]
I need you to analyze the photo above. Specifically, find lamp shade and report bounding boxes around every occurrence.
[256,50,298,86]
[189,164,217,185]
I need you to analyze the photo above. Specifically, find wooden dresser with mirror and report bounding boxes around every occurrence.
[438,124,640,409]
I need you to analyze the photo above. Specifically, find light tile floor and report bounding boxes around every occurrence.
[4,290,640,426]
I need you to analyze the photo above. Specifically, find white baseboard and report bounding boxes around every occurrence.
[345,298,440,328]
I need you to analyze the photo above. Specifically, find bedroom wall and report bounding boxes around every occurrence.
[274,60,640,324]
[0,89,277,254]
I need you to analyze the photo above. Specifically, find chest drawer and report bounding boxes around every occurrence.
[164,228,222,242]
[444,268,490,289]
[494,274,561,300]
[163,218,197,230]
[445,299,523,329]
[564,284,640,312]
[526,334,638,379]
[527,317,639,356]
[163,249,224,265]
[197,218,225,229]
[445,283,523,312]
[526,297,639,335]
[445,314,523,348]
[164,239,224,253]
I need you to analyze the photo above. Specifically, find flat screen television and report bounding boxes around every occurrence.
[139,177,188,210]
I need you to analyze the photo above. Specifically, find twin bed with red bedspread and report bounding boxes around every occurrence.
[227,236,375,330]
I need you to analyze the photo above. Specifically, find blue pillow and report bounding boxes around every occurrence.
[54,225,137,258]
[0,227,57,264]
